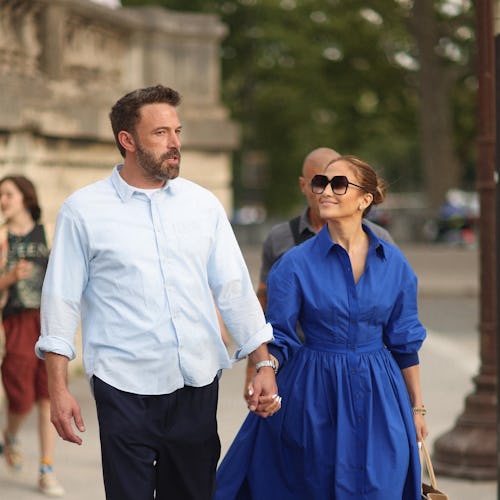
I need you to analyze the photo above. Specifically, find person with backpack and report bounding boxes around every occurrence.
[243,147,394,396]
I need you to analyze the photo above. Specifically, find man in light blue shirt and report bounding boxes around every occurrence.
[35,85,281,500]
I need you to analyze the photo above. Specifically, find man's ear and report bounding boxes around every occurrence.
[118,131,136,154]
[298,176,307,194]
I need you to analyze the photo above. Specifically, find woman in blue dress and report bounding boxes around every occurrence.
[216,155,428,500]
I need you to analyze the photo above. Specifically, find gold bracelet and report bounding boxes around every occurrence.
[413,406,427,416]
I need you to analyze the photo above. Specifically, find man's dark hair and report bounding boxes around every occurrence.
[109,85,181,157]
[0,175,42,222]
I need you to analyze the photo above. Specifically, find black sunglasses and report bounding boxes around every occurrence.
[310,174,368,195]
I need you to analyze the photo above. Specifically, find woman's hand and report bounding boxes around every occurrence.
[12,259,32,281]
[415,414,429,442]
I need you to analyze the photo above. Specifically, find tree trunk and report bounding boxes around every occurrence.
[411,0,462,212]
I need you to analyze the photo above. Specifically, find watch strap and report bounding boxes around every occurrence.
[255,359,277,374]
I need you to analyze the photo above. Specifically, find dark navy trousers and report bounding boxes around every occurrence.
[93,376,220,500]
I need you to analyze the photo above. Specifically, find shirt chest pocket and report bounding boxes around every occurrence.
[172,219,214,260]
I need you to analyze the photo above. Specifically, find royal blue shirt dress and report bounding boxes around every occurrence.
[216,224,426,500]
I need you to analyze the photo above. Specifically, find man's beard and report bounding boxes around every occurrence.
[135,141,181,181]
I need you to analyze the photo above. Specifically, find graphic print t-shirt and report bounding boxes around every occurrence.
[3,224,49,317]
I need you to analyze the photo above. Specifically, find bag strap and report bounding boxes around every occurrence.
[420,440,439,490]
[289,215,315,246]
[289,215,303,245]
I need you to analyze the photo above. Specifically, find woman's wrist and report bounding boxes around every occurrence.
[412,405,427,416]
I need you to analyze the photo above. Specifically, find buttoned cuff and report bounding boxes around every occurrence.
[392,351,419,369]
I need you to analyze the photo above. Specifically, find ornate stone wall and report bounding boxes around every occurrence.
[0,0,239,222]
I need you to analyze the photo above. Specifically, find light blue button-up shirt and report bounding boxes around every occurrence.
[35,166,272,395]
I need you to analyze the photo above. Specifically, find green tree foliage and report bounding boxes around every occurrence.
[121,0,475,217]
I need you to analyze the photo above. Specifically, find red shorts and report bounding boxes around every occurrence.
[1,309,49,414]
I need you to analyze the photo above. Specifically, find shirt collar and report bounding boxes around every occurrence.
[111,164,172,202]
[316,222,387,260]
[363,222,387,260]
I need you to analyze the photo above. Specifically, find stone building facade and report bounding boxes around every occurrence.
[0,0,239,223]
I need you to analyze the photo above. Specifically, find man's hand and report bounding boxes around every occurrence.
[45,352,85,445]
[50,387,86,445]
[243,360,256,400]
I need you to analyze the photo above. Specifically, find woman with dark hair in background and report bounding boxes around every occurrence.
[0,175,64,497]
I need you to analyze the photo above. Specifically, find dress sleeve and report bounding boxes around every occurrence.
[383,267,426,369]
[265,255,303,367]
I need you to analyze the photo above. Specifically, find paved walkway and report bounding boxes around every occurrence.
[0,243,496,499]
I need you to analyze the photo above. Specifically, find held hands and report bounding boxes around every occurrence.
[243,361,256,400]
[246,367,281,418]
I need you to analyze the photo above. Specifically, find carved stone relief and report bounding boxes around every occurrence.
[0,0,42,77]
[63,15,125,86]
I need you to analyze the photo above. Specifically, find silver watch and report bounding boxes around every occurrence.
[255,359,278,374]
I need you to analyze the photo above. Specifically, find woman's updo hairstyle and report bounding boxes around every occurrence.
[325,155,387,216]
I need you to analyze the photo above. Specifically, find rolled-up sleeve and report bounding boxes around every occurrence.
[207,204,273,361]
[35,204,88,360]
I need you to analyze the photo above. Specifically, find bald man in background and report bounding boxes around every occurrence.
[243,147,395,396]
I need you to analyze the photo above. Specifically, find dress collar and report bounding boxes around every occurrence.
[316,222,387,260]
